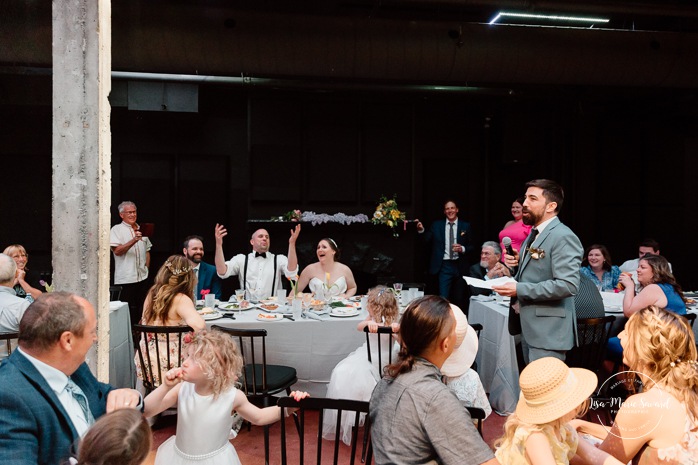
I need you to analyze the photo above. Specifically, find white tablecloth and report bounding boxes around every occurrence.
[109,301,136,389]
[468,297,519,415]
[207,308,367,396]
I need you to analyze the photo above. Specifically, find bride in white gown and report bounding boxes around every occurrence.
[297,238,357,298]
[322,285,400,445]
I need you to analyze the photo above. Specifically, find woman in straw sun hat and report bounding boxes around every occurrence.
[441,304,492,419]
[494,357,623,465]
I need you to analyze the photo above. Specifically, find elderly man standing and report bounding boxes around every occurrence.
[110,200,152,325]
[0,292,141,465]
[214,224,300,299]
[493,179,583,364]
[183,235,222,300]
[0,253,30,333]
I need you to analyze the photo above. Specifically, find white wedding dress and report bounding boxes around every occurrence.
[309,276,347,298]
[322,330,398,445]
[155,382,241,465]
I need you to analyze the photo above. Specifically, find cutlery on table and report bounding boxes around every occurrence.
[282,315,295,321]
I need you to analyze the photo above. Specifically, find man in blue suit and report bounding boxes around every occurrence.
[183,235,223,300]
[493,179,583,364]
[0,292,141,465]
[417,200,474,301]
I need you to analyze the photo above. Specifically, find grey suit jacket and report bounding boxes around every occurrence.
[514,216,583,351]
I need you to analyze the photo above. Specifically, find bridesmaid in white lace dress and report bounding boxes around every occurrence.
[441,305,492,419]
[322,285,400,445]
[297,238,357,298]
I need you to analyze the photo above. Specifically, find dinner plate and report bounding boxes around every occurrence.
[217,302,257,311]
[605,306,623,314]
[329,308,361,318]
[256,313,284,322]
[200,311,224,321]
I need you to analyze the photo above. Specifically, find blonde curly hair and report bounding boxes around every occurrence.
[185,330,243,398]
[367,285,399,326]
[142,255,196,324]
[624,306,698,422]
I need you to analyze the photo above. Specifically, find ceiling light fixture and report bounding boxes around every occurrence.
[489,11,610,26]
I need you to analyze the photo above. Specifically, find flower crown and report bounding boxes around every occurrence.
[165,260,193,277]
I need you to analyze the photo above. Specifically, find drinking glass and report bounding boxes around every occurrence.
[292,298,302,319]
[204,294,215,308]
[235,289,246,316]
[392,283,403,303]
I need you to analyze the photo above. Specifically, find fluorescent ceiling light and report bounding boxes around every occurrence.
[489,11,610,25]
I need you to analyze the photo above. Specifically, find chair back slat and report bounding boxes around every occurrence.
[278,397,372,465]
[211,326,272,396]
[132,324,193,393]
[683,313,696,329]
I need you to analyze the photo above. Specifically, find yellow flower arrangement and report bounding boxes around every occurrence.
[372,195,406,237]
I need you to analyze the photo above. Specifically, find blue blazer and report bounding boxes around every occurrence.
[424,219,474,275]
[197,261,223,299]
[0,351,113,465]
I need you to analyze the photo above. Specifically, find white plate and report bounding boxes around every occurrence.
[605,306,623,314]
[256,314,284,322]
[200,311,223,321]
[217,303,257,311]
[330,309,361,318]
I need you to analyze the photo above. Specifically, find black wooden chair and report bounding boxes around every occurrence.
[109,285,123,301]
[567,316,616,378]
[0,331,19,359]
[466,405,487,437]
[132,324,193,394]
[278,396,372,465]
[683,312,696,328]
[213,325,298,465]
[469,323,483,371]
[363,326,397,377]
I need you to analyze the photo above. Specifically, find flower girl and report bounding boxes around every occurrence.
[322,285,400,445]
[144,330,308,465]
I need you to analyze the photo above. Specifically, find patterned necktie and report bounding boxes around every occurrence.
[65,378,95,426]
[522,228,539,261]
[449,222,456,260]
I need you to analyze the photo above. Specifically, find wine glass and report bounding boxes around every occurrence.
[235,289,245,317]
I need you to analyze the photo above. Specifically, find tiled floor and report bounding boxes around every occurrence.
[144,410,508,465]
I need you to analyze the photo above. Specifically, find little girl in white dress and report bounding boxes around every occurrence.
[322,285,400,445]
[144,330,308,465]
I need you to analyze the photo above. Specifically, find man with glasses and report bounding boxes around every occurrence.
[110,201,152,325]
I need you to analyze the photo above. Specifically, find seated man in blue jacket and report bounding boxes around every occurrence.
[183,235,223,300]
[0,292,141,465]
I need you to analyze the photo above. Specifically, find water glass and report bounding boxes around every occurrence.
[360,295,369,312]
[292,299,302,319]
[277,288,287,302]
[204,294,216,308]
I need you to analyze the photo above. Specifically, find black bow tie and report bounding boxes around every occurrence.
[255,252,267,258]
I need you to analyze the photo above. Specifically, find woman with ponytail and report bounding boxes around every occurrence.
[573,306,698,464]
[369,295,499,465]
[136,255,205,385]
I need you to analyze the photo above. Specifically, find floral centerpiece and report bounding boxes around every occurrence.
[287,274,299,299]
[372,195,406,237]
[200,289,210,299]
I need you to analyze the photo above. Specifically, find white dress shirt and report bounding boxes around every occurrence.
[109,222,152,285]
[0,286,30,332]
[443,219,459,260]
[219,252,298,298]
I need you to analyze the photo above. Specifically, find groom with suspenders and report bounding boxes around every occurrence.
[214,224,300,299]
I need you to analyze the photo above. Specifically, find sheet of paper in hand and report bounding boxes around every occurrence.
[463,276,518,290]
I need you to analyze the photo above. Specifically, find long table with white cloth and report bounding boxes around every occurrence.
[206,306,367,396]
[468,297,519,415]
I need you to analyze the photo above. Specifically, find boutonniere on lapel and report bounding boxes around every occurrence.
[528,247,546,260]
[460,231,466,237]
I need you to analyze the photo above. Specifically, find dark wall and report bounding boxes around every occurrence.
[2,78,698,292]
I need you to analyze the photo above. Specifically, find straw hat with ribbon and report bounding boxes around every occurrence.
[441,304,479,378]
[515,357,597,424]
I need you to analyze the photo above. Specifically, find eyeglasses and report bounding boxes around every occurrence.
[122,210,137,215]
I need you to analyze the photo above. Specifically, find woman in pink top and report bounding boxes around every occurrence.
[498,197,532,259]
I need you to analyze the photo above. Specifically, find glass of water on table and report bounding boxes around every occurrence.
[235,289,245,316]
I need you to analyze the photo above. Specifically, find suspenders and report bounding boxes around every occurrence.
[242,253,279,296]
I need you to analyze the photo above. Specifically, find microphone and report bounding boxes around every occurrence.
[502,237,514,257]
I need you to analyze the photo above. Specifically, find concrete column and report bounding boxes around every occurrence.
[52,0,112,380]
